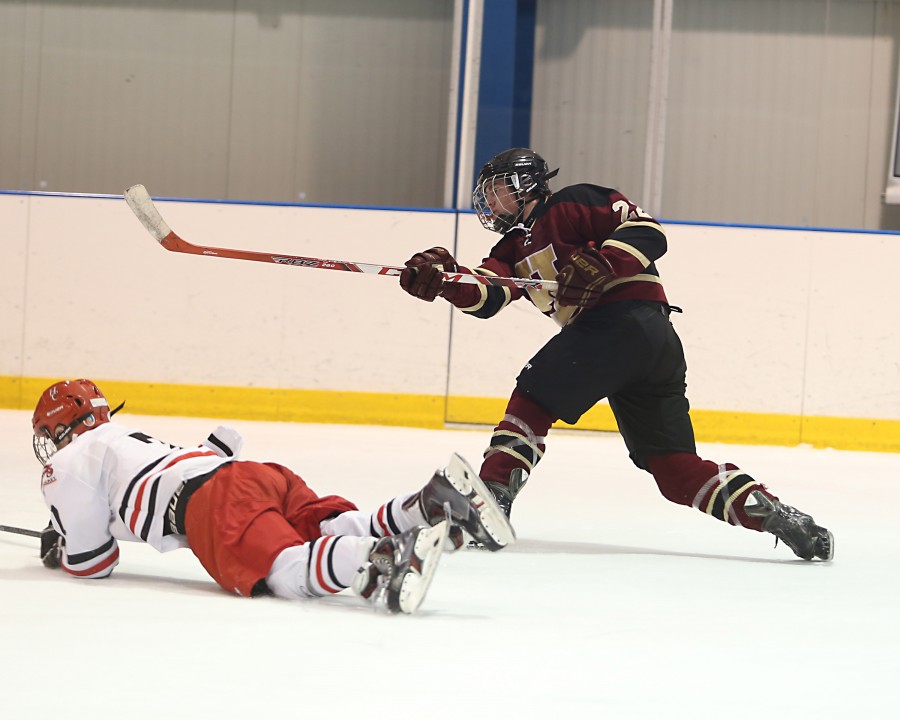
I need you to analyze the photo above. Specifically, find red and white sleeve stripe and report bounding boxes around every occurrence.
[63,537,120,579]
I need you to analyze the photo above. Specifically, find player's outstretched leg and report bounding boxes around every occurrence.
[353,520,449,614]
[407,452,517,552]
[745,490,834,561]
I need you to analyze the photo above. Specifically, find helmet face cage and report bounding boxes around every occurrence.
[473,172,528,234]
[33,432,60,465]
[31,379,110,464]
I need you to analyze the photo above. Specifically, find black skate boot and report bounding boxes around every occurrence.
[745,490,834,561]
[353,520,449,614]
[484,468,529,520]
[408,453,516,552]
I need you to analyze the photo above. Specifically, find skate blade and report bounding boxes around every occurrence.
[446,452,516,550]
[819,530,834,561]
[397,520,449,614]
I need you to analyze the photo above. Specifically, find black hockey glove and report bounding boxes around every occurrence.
[40,522,62,569]
[555,242,615,309]
[399,247,461,302]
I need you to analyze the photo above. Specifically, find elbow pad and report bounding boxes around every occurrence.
[202,425,244,459]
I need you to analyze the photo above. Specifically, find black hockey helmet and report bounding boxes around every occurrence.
[473,148,559,233]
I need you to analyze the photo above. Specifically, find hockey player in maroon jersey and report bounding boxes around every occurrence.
[32,379,515,613]
[400,147,832,561]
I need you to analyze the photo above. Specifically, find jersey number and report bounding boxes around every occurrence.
[129,431,177,450]
[612,199,652,223]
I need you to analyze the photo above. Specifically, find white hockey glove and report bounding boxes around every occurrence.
[202,425,244,459]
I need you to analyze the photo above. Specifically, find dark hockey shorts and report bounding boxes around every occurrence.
[516,300,697,470]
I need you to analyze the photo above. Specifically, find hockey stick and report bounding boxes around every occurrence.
[123,185,558,292]
[0,524,40,538]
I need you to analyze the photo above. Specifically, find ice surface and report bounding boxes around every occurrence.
[2,409,898,718]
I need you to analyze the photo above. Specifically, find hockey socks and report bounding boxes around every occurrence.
[480,388,553,488]
[316,493,427,539]
[265,535,376,600]
[647,453,767,530]
[369,493,426,537]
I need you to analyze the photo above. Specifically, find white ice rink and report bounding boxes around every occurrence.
[2,409,898,719]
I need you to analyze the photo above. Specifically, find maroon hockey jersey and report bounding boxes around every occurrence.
[451,184,669,326]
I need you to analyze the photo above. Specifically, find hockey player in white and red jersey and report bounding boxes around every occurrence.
[32,379,515,613]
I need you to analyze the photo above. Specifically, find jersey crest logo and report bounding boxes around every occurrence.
[41,465,58,487]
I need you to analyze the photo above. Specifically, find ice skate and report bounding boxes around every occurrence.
[484,466,530,521]
[352,520,450,614]
[745,490,834,561]
[411,452,516,552]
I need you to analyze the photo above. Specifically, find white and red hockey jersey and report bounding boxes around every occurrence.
[40,421,240,579]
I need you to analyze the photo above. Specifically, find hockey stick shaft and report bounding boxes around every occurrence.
[123,185,558,292]
[0,524,40,538]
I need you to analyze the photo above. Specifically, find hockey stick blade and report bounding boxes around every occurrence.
[123,185,558,292]
[0,524,40,538]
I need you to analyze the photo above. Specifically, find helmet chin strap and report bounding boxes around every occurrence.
[61,411,98,443]
[38,399,123,459]
[519,195,545,229]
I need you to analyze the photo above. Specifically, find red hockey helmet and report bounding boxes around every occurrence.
[32,379,111,463]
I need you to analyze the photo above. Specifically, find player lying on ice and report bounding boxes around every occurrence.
[400,147,833,562]
[32,379,515,614]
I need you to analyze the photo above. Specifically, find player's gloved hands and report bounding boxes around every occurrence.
[555,242,615,308]
[202,425,244,459]
[40,523,62,569]
[399,247,460,302]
